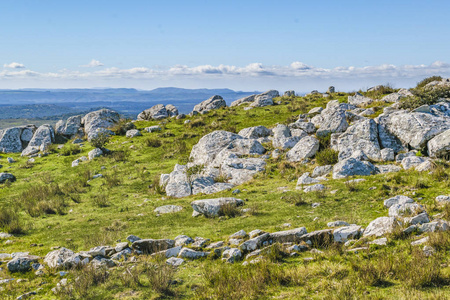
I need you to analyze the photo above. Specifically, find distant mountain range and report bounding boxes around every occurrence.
[0,87,259,120]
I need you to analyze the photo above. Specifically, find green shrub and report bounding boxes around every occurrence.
[145,138,162,148]
[0,207,24,234]
[60,144,81,156]
[416,76,443,89]
[316,148,339,166]
[90,132,110,149]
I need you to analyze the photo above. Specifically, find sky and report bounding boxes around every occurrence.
[0,0,450,92]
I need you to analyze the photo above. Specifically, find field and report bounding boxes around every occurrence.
[0,91,450,299]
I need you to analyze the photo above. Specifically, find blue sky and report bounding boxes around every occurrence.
[0,0,449,92]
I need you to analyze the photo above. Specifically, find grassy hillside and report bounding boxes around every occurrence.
[0,91,450,299]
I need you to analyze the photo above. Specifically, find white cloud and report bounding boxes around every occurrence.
[1,61,449,90]
[3,62,25,69]
[81,59,104,67]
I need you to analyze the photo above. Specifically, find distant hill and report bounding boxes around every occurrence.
[0,87,259,120]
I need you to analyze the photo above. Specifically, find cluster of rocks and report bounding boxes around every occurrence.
[230,90,280,108]
[0,109,120,157]
[160,130,267,197]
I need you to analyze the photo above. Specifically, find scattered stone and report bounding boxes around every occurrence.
[154,205,183,215]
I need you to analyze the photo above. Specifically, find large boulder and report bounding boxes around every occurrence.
[363,217,402,237]
[44,248,75,269]
[333,225,363,243]
[0,126,36,153]
[272,124,306,149]
[428,129,450,158]
[165,164,192,198]
[286,136,319,162]
[137,104,178,121]
[332,119,381,161]
[189,131,242,166]
[7,255,40,272]
[0,173,16,183]
[192,95,226,113]
[376,111,450,150]
[348,92,374,107]
[250,90,279,107]
[316,107,349,137]
[55,115,82,138]
[21,124,55,155]
[238,126,272,139]
[191,197,244,217]
[332,157,377,179]
[82,109,120,141]
[269,227,307,243]
[230,95,256,107]
[131,239,175,254]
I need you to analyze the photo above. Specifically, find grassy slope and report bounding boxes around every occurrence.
[0,94,449,299]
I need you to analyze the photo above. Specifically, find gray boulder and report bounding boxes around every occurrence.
[363,217,402,237]
[82,109,120,141]
[0,126,36,153]
[178,248,210,259]
[165,164,192,198]
[428,129,450,158]
[166,104,179,117]
[55,115,82,137]
[238,126,272,139]
[192,95,226,113]
[191,197,244,217]
[270,227,307,243]
[332,119,381,161]
[0,173,16,183]
[222,248,242,263]
[348,92,374,107]
[250,90,279,107]
[377,111,450,150]
[333,225,363,243]
[137,104,177,121]
[401,156,428,170]
[44,248,75,269]
[285,136,319,162]
[332,157,377,179]
[22,124,55,155]
[126,129,142,138]
[230,95,256,107]
[131,239,175,254]
[7,255,40,272]
[316,107,349,137]
[189,131,242,166]
[88,148,103,160]
[312,165,333,178]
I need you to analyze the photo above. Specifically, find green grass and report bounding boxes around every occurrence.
[0,94,450,299]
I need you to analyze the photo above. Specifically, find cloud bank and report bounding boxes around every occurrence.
[1,61,449,91]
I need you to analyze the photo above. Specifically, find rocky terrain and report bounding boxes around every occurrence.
[0,76,450,299]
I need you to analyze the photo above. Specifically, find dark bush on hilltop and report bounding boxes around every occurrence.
[400,75,450,109]
[416,76,443,89]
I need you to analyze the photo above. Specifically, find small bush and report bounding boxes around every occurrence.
[111,119,134,135]
[90,132,110,149]
[57,265,110,299]
[218,203,241,218]
[145,138,162,148]
[189,118,206,128]
[416,76,443,89]
[316,149,339,166]
[0,207,24,234]
[18,183,68,217]
[110,150,130,162]
[60,144,81,156]
[92,193,109,208]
